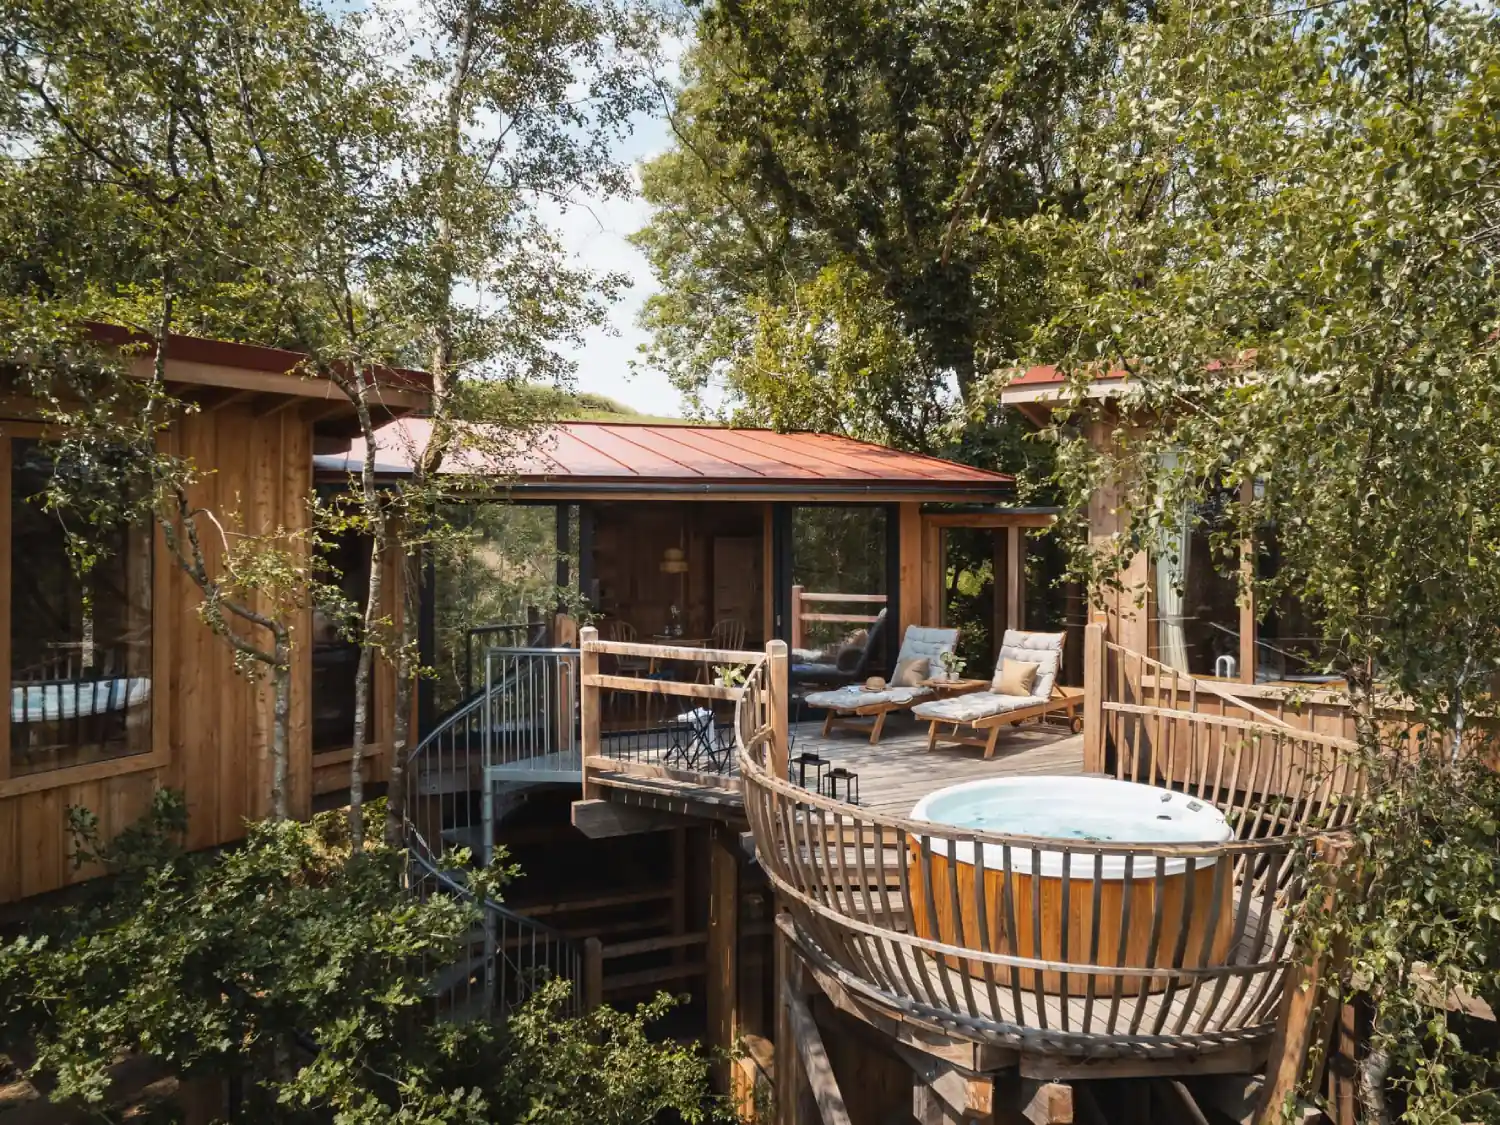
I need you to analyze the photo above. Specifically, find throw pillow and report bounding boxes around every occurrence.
[892,657,929,687]
[994,658,1040,696]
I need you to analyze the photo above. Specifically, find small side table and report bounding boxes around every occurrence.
[917,677,990,698]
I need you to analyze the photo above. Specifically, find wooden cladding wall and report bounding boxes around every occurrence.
[0,401,315,904]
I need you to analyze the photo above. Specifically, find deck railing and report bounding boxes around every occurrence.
[789,586,887,652]
[738,631,1362,1059]
[579,627,770,792]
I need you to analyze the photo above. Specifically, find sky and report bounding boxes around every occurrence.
[541,40,688,418]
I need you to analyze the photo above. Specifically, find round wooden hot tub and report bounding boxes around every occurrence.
[907,776,1235,996]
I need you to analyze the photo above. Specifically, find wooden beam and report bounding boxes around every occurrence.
[1019,1044,1261,1082]
[782,981,853,1125]
[1020,1080,1072,1125]
[790,583,804,650]
[920,511,1056,529]
[1152,1079,1213,1125]
[708,824,740,1094]
[570,798,695,838]
[584,673,742,702]
[894,1044,993,1123]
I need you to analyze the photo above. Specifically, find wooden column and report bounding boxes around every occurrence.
[768,639,790,781]
[579,626,599,800]
[1239,479,1257,683]
[1006,526,1025,633]
[774,915,814,1125]
[1082,619,1107,775]
[897,502,923,637]
[1255,833,1354,1125]
[708,823,740,1094]
[789,585,804,651]
[992,529,1008,648]
[582,936,604,1011]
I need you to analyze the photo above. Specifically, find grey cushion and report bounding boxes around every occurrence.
[894,625,959,668]
[912,691,1042,724]
[805,685,932,711]
[993,629,1064,700]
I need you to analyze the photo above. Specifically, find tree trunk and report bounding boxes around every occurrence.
[349,527,383,850]
[385,544,420,847]
[270,627,291,820]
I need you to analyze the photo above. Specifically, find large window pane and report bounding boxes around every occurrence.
[311,518,374,753]
[1153,486,1241,677]
[790,505,889,676]
[11,438,152,776]
[432,503,564,714]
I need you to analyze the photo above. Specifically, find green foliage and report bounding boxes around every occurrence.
[1,792,716,1125]
[1010,0,1500,1116]
[633,0,1137,448]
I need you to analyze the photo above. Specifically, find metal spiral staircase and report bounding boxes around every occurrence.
[403,638,587,1019]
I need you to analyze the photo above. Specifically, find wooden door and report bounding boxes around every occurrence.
[712,537,762,644]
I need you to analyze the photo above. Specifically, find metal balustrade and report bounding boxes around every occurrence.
[404,645,585,1018]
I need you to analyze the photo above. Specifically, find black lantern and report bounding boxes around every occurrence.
[822,767,859,805]
[792,751,826,791]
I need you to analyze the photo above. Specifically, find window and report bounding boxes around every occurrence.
[1153,485,1242,677]
[790,505,890,674]
[8,438,153,778]
[312,518,374,753]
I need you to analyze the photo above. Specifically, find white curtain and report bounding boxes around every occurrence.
[1155,452,1192,673]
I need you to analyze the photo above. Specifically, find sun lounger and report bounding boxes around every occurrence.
[912,630,1081,758]
[803,625,958,743]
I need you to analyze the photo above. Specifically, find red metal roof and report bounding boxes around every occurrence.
[314,419,1013,497]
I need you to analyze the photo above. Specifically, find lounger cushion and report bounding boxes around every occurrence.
[912,691,1041,724]
[805,684,932,711]
[995,629,1064,700]
[895,626,959,667]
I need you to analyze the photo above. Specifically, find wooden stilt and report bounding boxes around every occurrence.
[708,824,740,1094]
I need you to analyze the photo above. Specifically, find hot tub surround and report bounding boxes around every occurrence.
[906,777,1236,995]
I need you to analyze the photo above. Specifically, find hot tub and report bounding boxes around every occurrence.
[907,776,1235,995]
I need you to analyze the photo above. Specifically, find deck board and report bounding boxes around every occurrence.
[788,715,1085,818]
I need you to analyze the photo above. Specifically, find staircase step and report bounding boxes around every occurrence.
[603,961,707,993]
[513,886,674,918]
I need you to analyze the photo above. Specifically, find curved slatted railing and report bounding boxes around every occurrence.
[404,647,585,1019]
[737,649,1362,1060]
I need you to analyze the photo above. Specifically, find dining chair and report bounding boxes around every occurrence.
[710,617,747,652]
[603,619,649,723]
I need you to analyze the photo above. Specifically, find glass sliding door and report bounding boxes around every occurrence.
[788,505,891,677]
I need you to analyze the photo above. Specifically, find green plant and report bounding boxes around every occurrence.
[1,791,718,1124]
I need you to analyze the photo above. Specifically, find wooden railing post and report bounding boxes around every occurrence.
[1083,619,1106,775]
[789,585,804,651]
[767,639,790,781]
[1256,833,1354,1125]
[582,936,604,1011]
[580,626,599,800]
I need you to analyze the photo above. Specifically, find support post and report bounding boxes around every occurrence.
[783,981,852,1125]
[708,824,740,1094]
[789,585,804,651]
[1006,526,1025,632]
[580,626,600,800]
[1255,834,1354,1125]
[768,639,790,781]
[583,936,604,1011]
[1082,619,1107,775]
[774,914,811,1125]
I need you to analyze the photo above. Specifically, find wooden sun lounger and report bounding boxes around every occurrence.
[922,685,1085,758]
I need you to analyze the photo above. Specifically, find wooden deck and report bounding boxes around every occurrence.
[788,714,1085,818]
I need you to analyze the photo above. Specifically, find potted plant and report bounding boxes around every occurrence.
[937,650,967,681]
